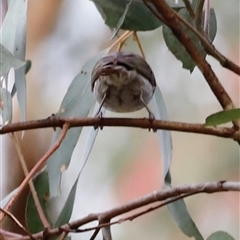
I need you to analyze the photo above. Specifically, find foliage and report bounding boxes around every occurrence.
[0,0,239,240]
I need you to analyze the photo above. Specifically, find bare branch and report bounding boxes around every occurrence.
[195,0,205,28]
[0,117,239,141]
[182,0,195,19]
[10,133,51,229]
[0,123,69,223]
[13,181,240,240]
[148,0,240,130]
[0,208,35,240]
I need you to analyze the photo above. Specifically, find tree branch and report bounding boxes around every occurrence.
[149,0,240,130]
[0,123,69,223]
[0,117,239,141]
[10,181,240,240]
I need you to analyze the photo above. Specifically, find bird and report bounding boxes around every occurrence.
[91,51,156,119]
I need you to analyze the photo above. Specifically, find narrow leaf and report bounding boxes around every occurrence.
[0,44,25,77]
[163,8,217,72]
[53,177,79,227]
[47,49,110,197]
[91,0,162,31]
[151,86,203,239]
[207,231,235,240]
[53,105,103,228]
[205,109,240,126]
[13,0,28,123]
[111,0,133,39]
[167,199,203,240]
[0,88,12,125]
[1,0,25,52]
[25,171,52,233]
[151,86,172,184]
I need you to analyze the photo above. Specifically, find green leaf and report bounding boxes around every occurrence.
[13,0,28,123]
[54,177,79,227]
[151,86,203,240]
[151,86,172,184]
[208,9,217,42]
[0,88,12,125]
[167,199,203,240]
[1,0,28,123]
[207,231,235,240]
[53,104,103,229]
[25,171,52,233]
[1,0,25,52]
[0,44,25,77]
[205,109,240,126]
[163,8,217,72]
[47,49,110,198]
[91,0,162,31]
[111,0,133,39]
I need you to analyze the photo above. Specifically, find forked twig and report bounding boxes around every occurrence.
[0,123,69,223]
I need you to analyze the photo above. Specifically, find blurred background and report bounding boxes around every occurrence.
[1,0,239,239]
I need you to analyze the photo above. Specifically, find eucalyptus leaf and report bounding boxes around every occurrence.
[47,49,110,198]
[205,108,240,126]
[13,0,28,123]
[151,86,203,239]
[167,199,203,240]
[53,104,104,227]
[1,0,26,52]
[111,0,133,39]
[0,44,25,77]
[25,171,53,233]
[0,88,12,125]
[91,0,162,31]
[206,231,235,240]
[163,8,217,72]
[54,177,79,227]
[151,86,172,184]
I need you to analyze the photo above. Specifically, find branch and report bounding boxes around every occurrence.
[0,117,239,141]
[13,181,240,240]
[182,0,195,19]
[10,133,51,229]
[0,123,69,223]
[149,0,240,130]
[195,0,205,28]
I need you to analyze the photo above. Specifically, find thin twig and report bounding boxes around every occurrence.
[195,0,205,28]
[149,0,240,130]
[0,123,69,223]
[10,133,51,228]
[0,228,23,238]
[174,1,240,75]
[14,181,240,239]
[73,192,198,233]
[109,31,133,52]
[144,0,240,75]
[182,0,195,19]
[0,208,35,240]
[133,32,145,59]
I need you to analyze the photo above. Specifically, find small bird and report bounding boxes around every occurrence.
[91,51,156,118]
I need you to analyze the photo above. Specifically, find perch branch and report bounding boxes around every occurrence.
[0,117,239,142]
